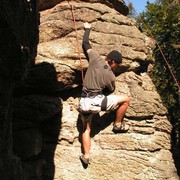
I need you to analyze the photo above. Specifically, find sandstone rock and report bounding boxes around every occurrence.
[115,72,168,118]
[32,1,178,179]
[39,0,129,15]
[36,2,156,91]
[0,0,39,179]
[13,95,62,160]
[0,0,177,179]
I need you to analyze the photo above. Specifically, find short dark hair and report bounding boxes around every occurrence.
[107,50,122,64]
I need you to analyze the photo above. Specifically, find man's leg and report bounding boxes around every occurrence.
[114,95,130,128]
[82,119,92,159]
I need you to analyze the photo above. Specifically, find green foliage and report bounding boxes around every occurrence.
[136,0,180,146]
[127,2,138,18]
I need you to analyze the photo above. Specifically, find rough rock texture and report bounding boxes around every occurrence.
[39,0,129,15]
[0,0,179,179]
[25,1,177,179]
[0,0,39,179]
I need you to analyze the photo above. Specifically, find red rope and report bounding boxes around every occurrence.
[127,0,180,90]
[70,0,84,85]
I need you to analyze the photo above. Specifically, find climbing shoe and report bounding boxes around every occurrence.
[79,154,89,165]
[112,121,130,134]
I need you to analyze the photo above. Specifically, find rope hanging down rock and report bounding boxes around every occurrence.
[70,0,84,85]
[126,0,180,90]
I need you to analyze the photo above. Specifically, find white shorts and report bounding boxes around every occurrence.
[79,94,119,113]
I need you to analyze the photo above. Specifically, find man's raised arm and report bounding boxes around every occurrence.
[82,22,92,58]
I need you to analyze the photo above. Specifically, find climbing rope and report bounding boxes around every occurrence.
[126,0,180,90]
[70,0,84,85]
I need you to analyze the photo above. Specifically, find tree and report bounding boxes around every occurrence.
[137,0,180,148]
[134,0,180,173]
[126,2,137,18]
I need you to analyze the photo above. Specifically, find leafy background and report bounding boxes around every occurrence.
[127,0,180,174]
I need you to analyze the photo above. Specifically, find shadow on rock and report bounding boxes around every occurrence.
[76,111,116,153]
[12,62,62,180]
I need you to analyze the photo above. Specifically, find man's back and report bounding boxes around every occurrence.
[84,49,115,93]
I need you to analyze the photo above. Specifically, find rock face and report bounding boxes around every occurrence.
[0,0,39,179]
[39,0,129,15]
[0,0,179,179]
[31,1,178,179]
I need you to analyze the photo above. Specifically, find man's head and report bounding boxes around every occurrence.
[107,50,122,64]
[106,50,122,72]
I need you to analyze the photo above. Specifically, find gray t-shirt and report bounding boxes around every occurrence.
[83,49,116,93]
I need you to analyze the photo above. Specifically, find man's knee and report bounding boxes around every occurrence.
[81,114,92,132]
[117,95,130,105]
[82,123,91,133]
[126,96,130,105]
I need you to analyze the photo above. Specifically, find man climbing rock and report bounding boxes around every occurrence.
[78,22,130,166]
